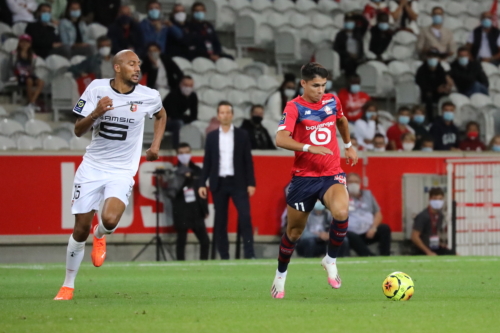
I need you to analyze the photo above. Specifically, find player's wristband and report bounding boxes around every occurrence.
[90,112,98,121]
[344,141,352,149]
[302,144,311,152]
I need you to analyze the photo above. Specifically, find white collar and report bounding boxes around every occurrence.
[219,124,234,133]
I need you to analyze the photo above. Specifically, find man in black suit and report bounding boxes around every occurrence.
[199,101,256,259]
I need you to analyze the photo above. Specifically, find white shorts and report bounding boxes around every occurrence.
[71,162,134,214]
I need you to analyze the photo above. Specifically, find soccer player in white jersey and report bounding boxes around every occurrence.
[54,50,167,300]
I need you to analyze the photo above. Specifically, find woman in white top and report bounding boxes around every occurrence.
[389,0,419,35]
[354,102,387,151]
[265,73,297,122]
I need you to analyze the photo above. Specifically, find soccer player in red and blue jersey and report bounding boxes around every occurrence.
[270,62,358,299]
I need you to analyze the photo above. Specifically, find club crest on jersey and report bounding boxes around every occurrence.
[324,106,333,115]
[130,103,138,112]
[73,99,86,113]
[334,174,346,185]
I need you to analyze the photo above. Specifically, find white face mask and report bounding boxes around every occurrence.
[429,199,444,210]
[174,11,186,23]
[402,142,415,151]
[180,86,193,96]
[284,89,295,99]
[177,153,191,165]
[348,183,361,196]
[99,46,111,57]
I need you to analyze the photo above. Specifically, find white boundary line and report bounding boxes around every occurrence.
[0,257,497,270]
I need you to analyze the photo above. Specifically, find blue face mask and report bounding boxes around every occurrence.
[443,111,454,122]
[482,18,492,29]
[413,114,425,124]
[149,8,161,20]
[314,201,325,211]
[350,84,361,94]
[399,115,410,125]
[378,22,389,31]
[70,10,81,18]
[493,145,500,152]
[432,15,443,25]
[325,80,333,91]
[344,21,355,30]
[365,111,377,120]
[40,12,51,23]
[458,56,469,67]
[193,11,205,21]
[421,147,433,152]
[427,58,439,67]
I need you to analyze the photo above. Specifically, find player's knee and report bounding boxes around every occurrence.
[101,212,120,229]
[332,208,349,221]
[287,228,303,242]
[73,223,91,241]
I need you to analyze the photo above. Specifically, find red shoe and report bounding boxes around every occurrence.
[54,286,74,300]
[91,225,106,267]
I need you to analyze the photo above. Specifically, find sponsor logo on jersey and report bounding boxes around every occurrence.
[310,128,332,145]
[324,106,332,115]
[73,99,86,113]
[334,174,346,185]
[129,101,144,105]
[322,98,334,105]
[100,115,135,123]
[279,112,287,125]
[305,121,335,131]
[130,104,138,112]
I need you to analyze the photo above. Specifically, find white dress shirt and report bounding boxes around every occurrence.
[467,31,500,59]
[218,124,234,177]
[354,119,388,150]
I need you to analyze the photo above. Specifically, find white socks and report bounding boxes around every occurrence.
[63,235,85,289]
[324,255,337,265]
[276,269,288,278]
[94,223,114,239]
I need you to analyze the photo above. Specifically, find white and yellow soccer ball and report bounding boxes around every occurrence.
[382,271,414,301]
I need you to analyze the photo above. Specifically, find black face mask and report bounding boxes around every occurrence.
[252,116,263,125]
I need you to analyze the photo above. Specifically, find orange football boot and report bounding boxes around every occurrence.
[91,225,106,267]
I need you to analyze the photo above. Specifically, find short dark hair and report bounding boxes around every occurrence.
[422,135,434,143]
[146,41,161,51]
[398,106,411,114]
[432,6,444,14]
[377,12,389,22]
[301,62,329,81]
[217,101,233,114]
[412,104,424,114]
[441,101,455,110]
[177,142,191,151]
[362,101,377,112]
[457,46,469,54]
[191,1,205,12]
[466,121,480,132]
[250,104,264,114]
[429,187,445,198]
[64,0,81,19]
[36,2,51,16]
[373,133,385,140]
[147,0,160,8]
[96,35,111,45]
[182,75,193,81]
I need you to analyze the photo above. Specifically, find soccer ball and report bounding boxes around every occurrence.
[382,271,414,301]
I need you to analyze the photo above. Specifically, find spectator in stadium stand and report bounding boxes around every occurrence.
[81,0,120,27]
[420,136,434,151]
[25,3,65,59]
[386,106,414,150]
[429,102,459,151]
[166,3,190,59]
[240,104,276,150]
[187,2,229,61]
[416,6,456,59]
[139,1,182,54]
[7,0,37,23]
[450,47,489,97]
[459,121,487,152]
[353,102,387,151]
[337,74,371,122]
[411,187,455,256]
[59,0,93,57]
[162,75,198,149]
[107,9,143,55]
[162,143,210,261]
[333,13,365,77]
[415,48,454,121]
[351,135,361,151]
[401,132,416,151]
[363,0,392,27]
[141,42,183,92]
[466,12,500,65]
[39,0,67,21]
[345,172,391,256]
[265,73,297,122]
[410,105,430,150]
[68,35,114,79]
[9,34,44,110]
[368,12,394,62]
[488,135,500,151]
[371,133,387,152]
[389,0,419,34]
[0,0,13,25]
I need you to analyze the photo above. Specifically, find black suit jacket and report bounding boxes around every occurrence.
[201,127,256,192]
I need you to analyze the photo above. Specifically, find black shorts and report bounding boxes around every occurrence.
[286,173,347,212]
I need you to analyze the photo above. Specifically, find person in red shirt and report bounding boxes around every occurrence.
[337,74,371,122]
[386,106,414,150]
[271,63,358,299]
[459,121,487,151]
[363,0,392,27]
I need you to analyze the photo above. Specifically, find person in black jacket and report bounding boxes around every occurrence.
[166,3,190,59]
[465,11,500,65]
[450,46,489,97]
[240,104,276,150]
[429,102,459,151]
[369,12,393,61]
[141,42,183,91]
[199,101,256,259]
[164,143,210,261]
[81,0,120,27]
[333,12,365,77]
[25,3,64,59]
[415,48,453,121]
[107,13,143,55]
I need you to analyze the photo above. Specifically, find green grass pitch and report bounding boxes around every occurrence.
[1,256,499,333]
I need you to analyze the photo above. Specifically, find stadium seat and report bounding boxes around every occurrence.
[209,73,233,90]
[264,11,288,30]
[257,75,279,92]
[192,57,216,74]
[172,57,192,74]
[443,16,462,32]
[250,90,271,105]
[317,0,340,14]
[189,120,209,137]
[251,0,272,12]
[0,22,12,38]
[453,28,470,47]
[388,44,415,61]
[388,61,415,83]
[200,89,227,106]
[11,22,27,37]
[53,126,74,142]
[179,124,204,149]
[215,57,239,75]
[0,105,7,118]
[9,109,30,124]
[410,60,423,74]
[377,110,395,131]
[1,38,18,54]
[0,135,16,150]
[357,61,393,97]
[392,30,418,46]
[464,17,480,32]
[0,118,25,138]
[274,30,302,70]
[228,0,251,11]
[25,119,52,138]
[296,0,317,13]
[87,23,108,40]
[227,89,251,108]
[445,2,468,19]
[262,118,277,139]
[417,13,432,27]
[69,136,90,150]
[16,135,42,150]
[189,73,209,90]
[311,13,336,30]
[424,1,441,15]
[43,135,69,150]
[203,0,236,31]
[339,0,363,13]
[197,104,215,122]
[233,74,257,90]
[51,73,79,121]
[70,55,87,66]
[470,93,497,113]
[243,61,269,78]
[273,0,295,12]
[481,62,500,82]
[235,12,274,52]
[315,48,341,80]
[395,81,420,108]
[45,54,71,77]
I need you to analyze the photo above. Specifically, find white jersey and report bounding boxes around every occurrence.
[73,79,162,176]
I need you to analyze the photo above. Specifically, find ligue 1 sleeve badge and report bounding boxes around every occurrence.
[130,103,138,112]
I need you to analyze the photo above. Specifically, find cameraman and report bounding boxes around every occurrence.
[165,143,210,260]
